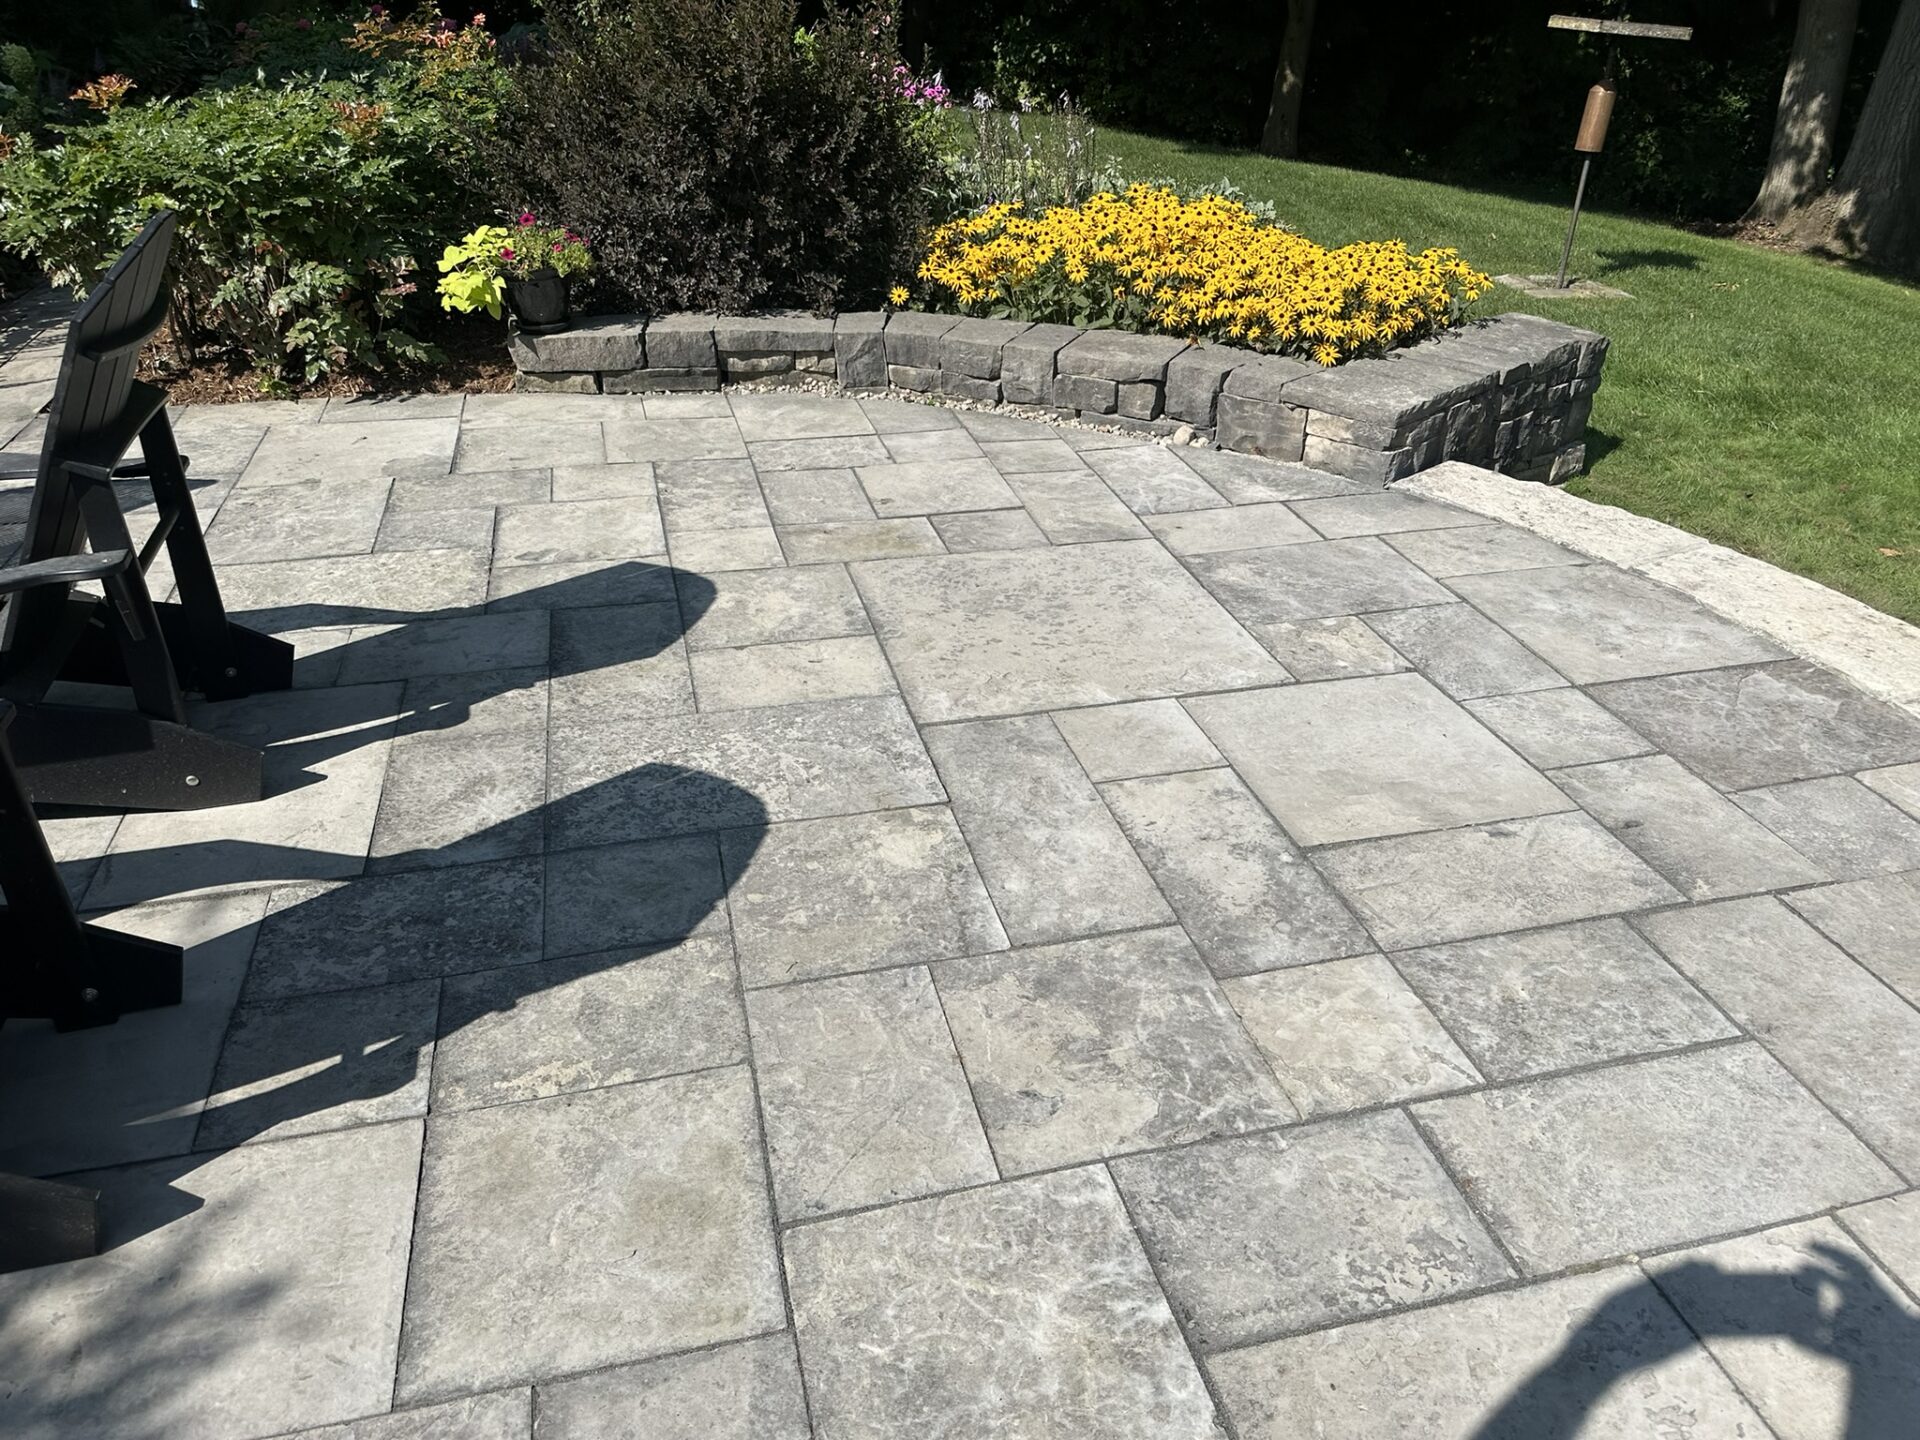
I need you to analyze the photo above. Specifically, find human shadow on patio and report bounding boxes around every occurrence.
[1473,1245,1920,1438]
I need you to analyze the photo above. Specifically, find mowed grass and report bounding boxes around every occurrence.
[1098,128,1920,624]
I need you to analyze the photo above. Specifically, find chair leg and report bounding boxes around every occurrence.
[0,711,184,1028]
[140,413,293,700]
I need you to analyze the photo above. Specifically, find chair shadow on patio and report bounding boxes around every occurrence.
[18,558,770,1248]
[1472,1244,1920,1439]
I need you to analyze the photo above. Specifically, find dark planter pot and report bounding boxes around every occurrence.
[505,269,570,335]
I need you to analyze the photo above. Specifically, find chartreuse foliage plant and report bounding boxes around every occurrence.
[916,183,1490,365]
[438,215,594,318]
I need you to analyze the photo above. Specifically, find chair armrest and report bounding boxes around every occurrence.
[0,548,133,595]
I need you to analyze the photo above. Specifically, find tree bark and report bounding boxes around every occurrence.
[1747,0,1860,222]
[1782,0,1920,270]
[1259,0,1317,158]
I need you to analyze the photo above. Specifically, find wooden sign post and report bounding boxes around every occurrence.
[1547,14,1693,289]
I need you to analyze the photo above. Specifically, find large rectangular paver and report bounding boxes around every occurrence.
[1223,955,1479,1116]
[1593,659,1920,789]
[1449,564,1789,683]
[396,1067,783,1403]
[1381,520,1585,577]
[0,1121,421,1440]
[217,548,490,628]
[204,475,391,563]
[855,459,1020,516]
[1361,603,1564,700]
[1784,872,1920,1005]
[719,806,1005,986]
[547,695,943,849]
[1729,774,1920,878]
[1187,538,1454,624]
[1316,811,1681,950]
[1186,674,1573,847]
[1289,491,1482,538]
[1208,1267,1764,1440]
[680,564,871,651]
[496,495,665,562]
[922,715,1172,945]
[244,417,458,484]
[1638,896,1920,1177]
[746,966,998,1220]
[534,1333,809,1440]
[1413,1044,1899,1272]
[1101,767,1372,973]
[1395,918,1735,1080]
[1551,753,1829,899]
[1110,1110,1511,1347]
[1462,687,1653,770]
[1005,470,1149,543]
[689,634,896,711]
[1081,445,1227,513]
[854,540,1284,722]
[784,1166,1223,1440]
[245,858,544,998]
[195,979,438,1149]
[432,938,746,1111]
[938,928,1294,1173]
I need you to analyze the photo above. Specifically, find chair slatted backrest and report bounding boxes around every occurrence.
[2,210,177,664]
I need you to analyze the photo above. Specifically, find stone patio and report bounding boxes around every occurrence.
[4,386,1920,1439]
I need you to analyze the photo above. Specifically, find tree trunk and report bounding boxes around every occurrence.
[1259,0,1317,158]
[1747,0,1860,222]
[1782,0,1920,270]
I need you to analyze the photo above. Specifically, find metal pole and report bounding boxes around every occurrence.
[1554,156,1593,290]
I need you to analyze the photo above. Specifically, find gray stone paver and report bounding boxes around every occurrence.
[1206,1267,1766,1439]
[12,387,1920,1439]
[1414,1044,1898,1272]
[1110,1110,1511,1346]
[938,927,1294,1172]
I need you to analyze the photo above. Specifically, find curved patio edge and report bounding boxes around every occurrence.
[507,308,1608,488]
[1400,460,1920,721]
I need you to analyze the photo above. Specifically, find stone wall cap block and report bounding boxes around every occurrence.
[884,311,963,339]
[883,311,962,368]
[1279,352,1482,426]
[710,311,835,353]
[1220,352,1318,402]
[1002,322,1086,361]
[509,313,644,373]
[941,317,1033,378]
[834,310,888,334]
[1056,329,1191,383]
[642,313,718,369]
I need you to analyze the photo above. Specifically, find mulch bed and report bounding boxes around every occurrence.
[136,309,516,407]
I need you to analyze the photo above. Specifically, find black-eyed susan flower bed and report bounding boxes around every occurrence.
[913,186,1491,368]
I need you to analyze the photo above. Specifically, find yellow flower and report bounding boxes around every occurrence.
[888,285,909,307]
[913,185,1487,365]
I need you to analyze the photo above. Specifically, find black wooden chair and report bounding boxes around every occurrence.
[0,210,293,812]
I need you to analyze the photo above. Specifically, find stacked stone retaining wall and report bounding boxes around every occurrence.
[510,309,1607,485]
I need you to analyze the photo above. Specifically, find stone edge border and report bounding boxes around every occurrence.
[509,309,1608,487]
[1401,460,1920,721]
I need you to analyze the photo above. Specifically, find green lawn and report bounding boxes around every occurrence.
[1098,129,1920,625]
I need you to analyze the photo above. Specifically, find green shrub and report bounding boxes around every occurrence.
[0,11,501,387]
[490,0,941,315]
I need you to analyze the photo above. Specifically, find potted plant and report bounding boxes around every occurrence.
[436,213,593,334]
